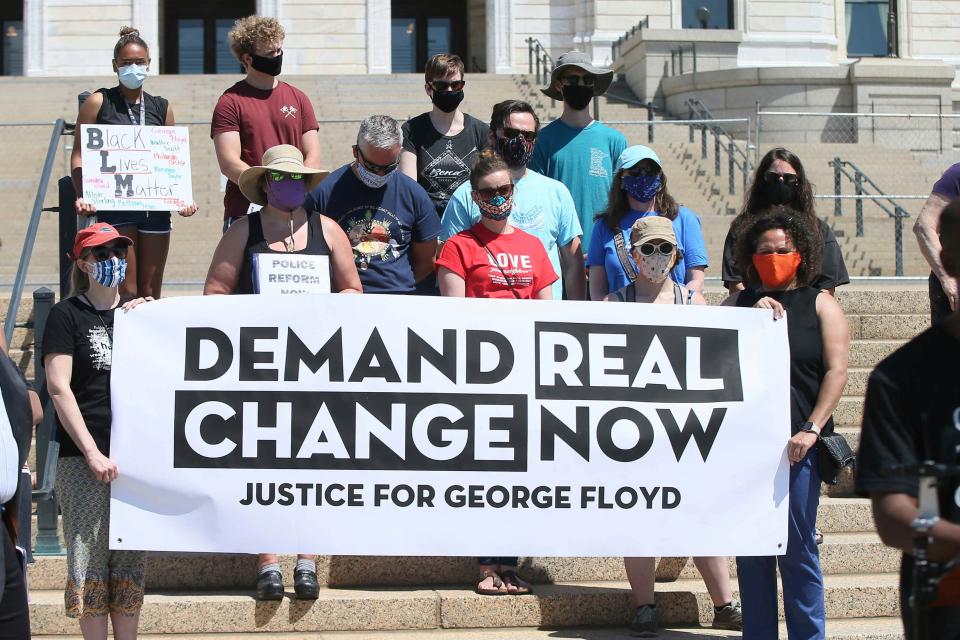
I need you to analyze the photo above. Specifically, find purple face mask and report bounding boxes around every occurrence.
[265,176,306,212]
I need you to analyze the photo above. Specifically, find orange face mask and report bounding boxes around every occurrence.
[752,252,801,288]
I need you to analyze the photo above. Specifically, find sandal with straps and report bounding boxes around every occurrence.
[476,569,507,595]
[500,569,532,595]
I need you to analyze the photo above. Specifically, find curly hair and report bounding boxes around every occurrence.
[470,148,510,189]
[595,164,679,232]
[734,206,822,288]
[229,16,285,61]
[113,26,148,60]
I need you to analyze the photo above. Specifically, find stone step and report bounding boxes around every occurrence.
[28,573,901,634]
[25,531,898,591]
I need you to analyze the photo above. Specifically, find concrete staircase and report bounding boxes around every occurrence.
[2,283,927,638]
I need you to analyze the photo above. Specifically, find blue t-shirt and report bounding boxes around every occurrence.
[586,206,709,294]
[528,119,627,248]
[305,164,441,293]
[441,170,582,300]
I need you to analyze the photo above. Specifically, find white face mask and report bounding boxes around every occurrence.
[637,251,673,283]
[118,64,148,89]
[355,160,394,189]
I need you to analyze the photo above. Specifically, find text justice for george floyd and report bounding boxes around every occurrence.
[174,323,741,471]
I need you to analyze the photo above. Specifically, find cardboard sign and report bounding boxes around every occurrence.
[253,253,331,294]
[80,124,193,211]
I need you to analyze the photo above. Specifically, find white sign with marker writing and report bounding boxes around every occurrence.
[253,253,331,295]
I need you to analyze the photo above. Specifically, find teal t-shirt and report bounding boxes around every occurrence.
[528,119,628,248]
[440,170,582,300]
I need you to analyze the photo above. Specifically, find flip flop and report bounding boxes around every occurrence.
[500,569,532,595]
[476,569,507,595]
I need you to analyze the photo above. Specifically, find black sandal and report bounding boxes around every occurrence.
[500,569,532,595]
[476,569,507,595]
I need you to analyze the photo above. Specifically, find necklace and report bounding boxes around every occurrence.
[81,294,118,348]
[282,212,295,252]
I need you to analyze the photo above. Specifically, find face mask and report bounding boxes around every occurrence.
[118,64,148,90]
[472,192,513,221]
[637,250,673,283]
[88,256,127,288]
[561,84,594,111]
[623,174,662,203]
[495,133,534,169]
[250,51,283,76]
[752,252,802,288]
[355,160,394,189]
[761,180,796,205]
[431,89,464,113]
[265,177,306,212]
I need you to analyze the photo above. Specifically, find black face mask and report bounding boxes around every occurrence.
[562,84,594,111]
[250,51,283,77]
[431,89,464,113]
[760,180,796,205]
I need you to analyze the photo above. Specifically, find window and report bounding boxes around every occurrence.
[846,0,889,57]
[681,0,734,29]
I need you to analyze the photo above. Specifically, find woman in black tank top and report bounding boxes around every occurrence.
[70,27,198,300]
[723,208,849,640]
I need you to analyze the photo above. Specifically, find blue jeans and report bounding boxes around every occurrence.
[478,557,518,567]
[737,447,825,639]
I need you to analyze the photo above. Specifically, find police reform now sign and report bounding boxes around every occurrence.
[109,294,790,556]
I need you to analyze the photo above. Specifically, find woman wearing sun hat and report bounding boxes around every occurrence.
[42,222,154,637]
[203,144,361,601]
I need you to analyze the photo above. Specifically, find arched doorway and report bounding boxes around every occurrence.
[161,0,255,74]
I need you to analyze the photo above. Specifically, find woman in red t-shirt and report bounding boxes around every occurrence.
[436,150,557,300]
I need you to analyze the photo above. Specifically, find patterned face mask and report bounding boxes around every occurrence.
[637,250,673,283]
[355,158,394,189]
[472,192,513,221]
[495,133,534,169]
[87,256,127,288]
[623,174,662,203]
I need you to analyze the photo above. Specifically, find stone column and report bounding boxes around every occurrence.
[366,0,391,73]
[486,0,514,74]
[131,0,159,66]
[257,0,279,17]
[23,0,45,76]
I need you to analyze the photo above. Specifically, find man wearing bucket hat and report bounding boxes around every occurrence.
[528,51,627,248]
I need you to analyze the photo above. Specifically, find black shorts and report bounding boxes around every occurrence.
[96,211,172,234]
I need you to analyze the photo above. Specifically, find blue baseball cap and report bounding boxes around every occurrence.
[614,145,662,174]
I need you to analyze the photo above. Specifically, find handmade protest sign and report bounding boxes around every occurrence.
[80,124,193,211]
[253,254,331,295]
[109,294,790,557]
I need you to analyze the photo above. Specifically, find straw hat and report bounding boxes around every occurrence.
[238,145,329,206]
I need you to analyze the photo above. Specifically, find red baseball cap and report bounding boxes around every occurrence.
[70,223,133,260]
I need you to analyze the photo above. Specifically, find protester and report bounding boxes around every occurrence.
[437,150,554,594]
[723,147,849,294]
[857,200,960,638]
[442,100,585,300]
[723,208,849,639]
[71,26,197,299]
[304,116,440,293]
[529,51,626,247]
[212,16,320,232]
[587,146,707,301]
[602,216,737,635]
[914,162,960,322]
[204,145,360,599]
[42,223,153,639]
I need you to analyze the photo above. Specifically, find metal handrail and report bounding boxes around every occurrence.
[610,16,649,61]
[525,37,555,86]
[3,119,69,345]
[830,157,910,276]
[685,99,752,195]
[669,43,698,76]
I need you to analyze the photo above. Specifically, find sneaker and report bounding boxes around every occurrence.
[294,569,320,600]
[712,601,743,631]
[256,569,284,600]
[629,604,658,637]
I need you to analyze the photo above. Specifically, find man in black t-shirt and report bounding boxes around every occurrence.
[857,199,960,639]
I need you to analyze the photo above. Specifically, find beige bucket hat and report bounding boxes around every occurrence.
[238,144,329,206]
[541,51,614,101]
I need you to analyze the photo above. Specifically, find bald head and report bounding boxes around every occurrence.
[940,199,960,279]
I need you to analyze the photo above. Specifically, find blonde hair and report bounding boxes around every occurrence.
[69,258,90,297]
[229,16,285,61]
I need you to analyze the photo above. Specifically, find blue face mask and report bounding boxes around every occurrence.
[623,174,662,203]
[89,256,127,288]
[118,64,148,90]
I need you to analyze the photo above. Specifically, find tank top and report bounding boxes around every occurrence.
[95,86,168,127]
[736,286,834,436]
[610,281,694,305]
[237,210,332,295]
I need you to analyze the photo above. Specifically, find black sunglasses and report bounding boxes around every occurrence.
[354,145,400,176]
[501,127,537,142]
[625,165,660,178]
[475,183,514,200]
[636,242,674,256]
[430,79,465,92]
[763,171,799,186]
[560,75,596,87]
[89,244,128,261]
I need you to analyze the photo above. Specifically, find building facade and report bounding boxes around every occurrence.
[1,0,958,84]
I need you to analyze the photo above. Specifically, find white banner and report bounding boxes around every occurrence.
[109,294,791,556]
[80,124,193,211]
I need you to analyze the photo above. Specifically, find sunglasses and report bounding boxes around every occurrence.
[560,75,596,87]
[354,145,400,176]
[475,183,514,200]
[635,242,674,256]
[430,80,465,92]
[88,244,128,261]
[501,127,537,142]
[268,170,303,181]
[763,171,799,186]
[624,165,660,178]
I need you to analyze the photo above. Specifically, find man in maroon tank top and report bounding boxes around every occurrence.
[212,16,321,232]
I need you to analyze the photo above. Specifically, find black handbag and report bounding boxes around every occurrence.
[817,432,856,485]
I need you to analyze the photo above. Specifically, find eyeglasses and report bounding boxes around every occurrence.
[560,74,596,87]
[635,242,674,256]
[354,145,400,176]
[268,170,303,181]
[88,244,128,261]
[429,79,465,92]
[625,165,660,178]
[763,171,799,186]
[475,183,514,200]
[501,127,537,142]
